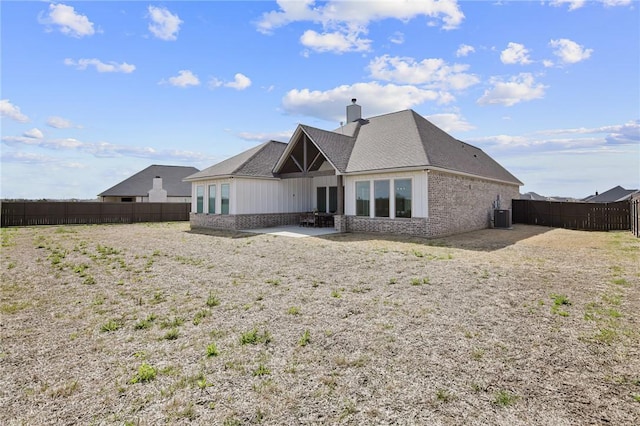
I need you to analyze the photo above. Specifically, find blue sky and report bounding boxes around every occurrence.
[1,0,638,200]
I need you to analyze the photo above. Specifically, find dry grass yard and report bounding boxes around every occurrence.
[1,222,639,425]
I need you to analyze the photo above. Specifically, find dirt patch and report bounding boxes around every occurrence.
[1,223,639,425]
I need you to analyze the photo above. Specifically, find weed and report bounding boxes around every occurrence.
[551,293,571,316]
[592,328,617,344]
[331,289,342,298]
[266,278,281,286]
[129,362,157,384]
[410,277,422,286]
[134,314,157,330]
[340,399,357,420]
[388,277,398,285]
[7,261,16,269]
[612,278,630,287]
[83,275,96,285]
[206,292,220,307]
[223,417,241,426]
[471,348,485,360]
[151,291,166,304]
[632,394,640,403]
[101,319,122,332]
[253,363,271,376]
[299,329,311,347]
[193,309,209,325]
[287,306,301,315]
[96,244,121,256]
[163,328,179,340]
[206,342,219,357]
[160,316,184,329]
[1,301,30,314]
[436,389,453,402]
[493,390,519,407]
[241,328,271,345]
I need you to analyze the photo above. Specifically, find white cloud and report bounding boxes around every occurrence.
[549,0,586,11]
[425,113,475,132]
[456,44,475,57]
[549,38,593,64]
[237,130,294,142]
[23,128,44,139]
[163,70,200,88]
[64,58,135,73]
[500,42,532,65]
[47,116,78,129]
[549,0,631,10]
[389,31,405,45]
[477,73,547,107]
[257,0,464,33]
[300,29,371,53]
[209,73,252,90]
[1,134,213,162]
[257,0,464,54]
[147,6,183,41]
[282,82,444,122]
[38,3,95,38]
[368,55,480,91]
[225,73,252,90]
[0,99,29,123]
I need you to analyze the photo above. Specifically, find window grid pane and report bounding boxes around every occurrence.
[395,179,412,218]
[317,187,327,213]
[208,185,216,214]
[374,180,390,217]
[355,181,370,216]
[196,186,204,214]
[221,184,230,215]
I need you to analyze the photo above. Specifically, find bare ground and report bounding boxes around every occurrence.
[1,223,639,425]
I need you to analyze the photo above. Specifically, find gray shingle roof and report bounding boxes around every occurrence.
[189,109,522,186]
[583,186,639,202]
[184,141,286,180]
[98,165,199,197]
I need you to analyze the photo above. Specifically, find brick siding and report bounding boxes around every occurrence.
[190,212,300,230]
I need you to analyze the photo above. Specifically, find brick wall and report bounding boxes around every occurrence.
[345,216,428,235]
[190,212,300,230]
[425,171,520,237]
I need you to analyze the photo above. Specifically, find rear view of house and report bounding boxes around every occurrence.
[185,101,522,237]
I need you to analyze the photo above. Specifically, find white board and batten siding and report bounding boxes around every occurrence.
[343,171,428,218]
[234,178,312,214]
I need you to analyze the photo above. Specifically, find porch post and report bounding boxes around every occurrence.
[336,174,344,215]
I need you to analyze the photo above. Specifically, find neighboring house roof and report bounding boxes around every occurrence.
[99,165,199,197]
[521,192,548,201]
[582,186,640,203]
[185,108,522,186]
[184,141,287,180]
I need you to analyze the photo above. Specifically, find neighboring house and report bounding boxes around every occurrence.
[520,192,578,202]
[99,165,199,203]
[582,186,640,203]
[185,100,522,237]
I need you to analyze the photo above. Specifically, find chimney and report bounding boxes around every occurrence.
[346,98,361,123]
[148,176,167,202]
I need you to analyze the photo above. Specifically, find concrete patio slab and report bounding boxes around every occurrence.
[240,225,340,238]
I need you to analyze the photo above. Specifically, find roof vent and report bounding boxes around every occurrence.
[346,98,361,122]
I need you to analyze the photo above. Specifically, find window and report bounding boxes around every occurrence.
[355,181,370,216]
[196,186,204,213]
[329,186,338,213]
[374,180,390,217]
[208,185,216,214]
[395,179,412,218]
[121,197,133,203]
[220,183,230,215]
[317,187,327,212]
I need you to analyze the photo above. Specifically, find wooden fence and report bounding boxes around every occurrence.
[512,199,630,231]
[1,201,191,227]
